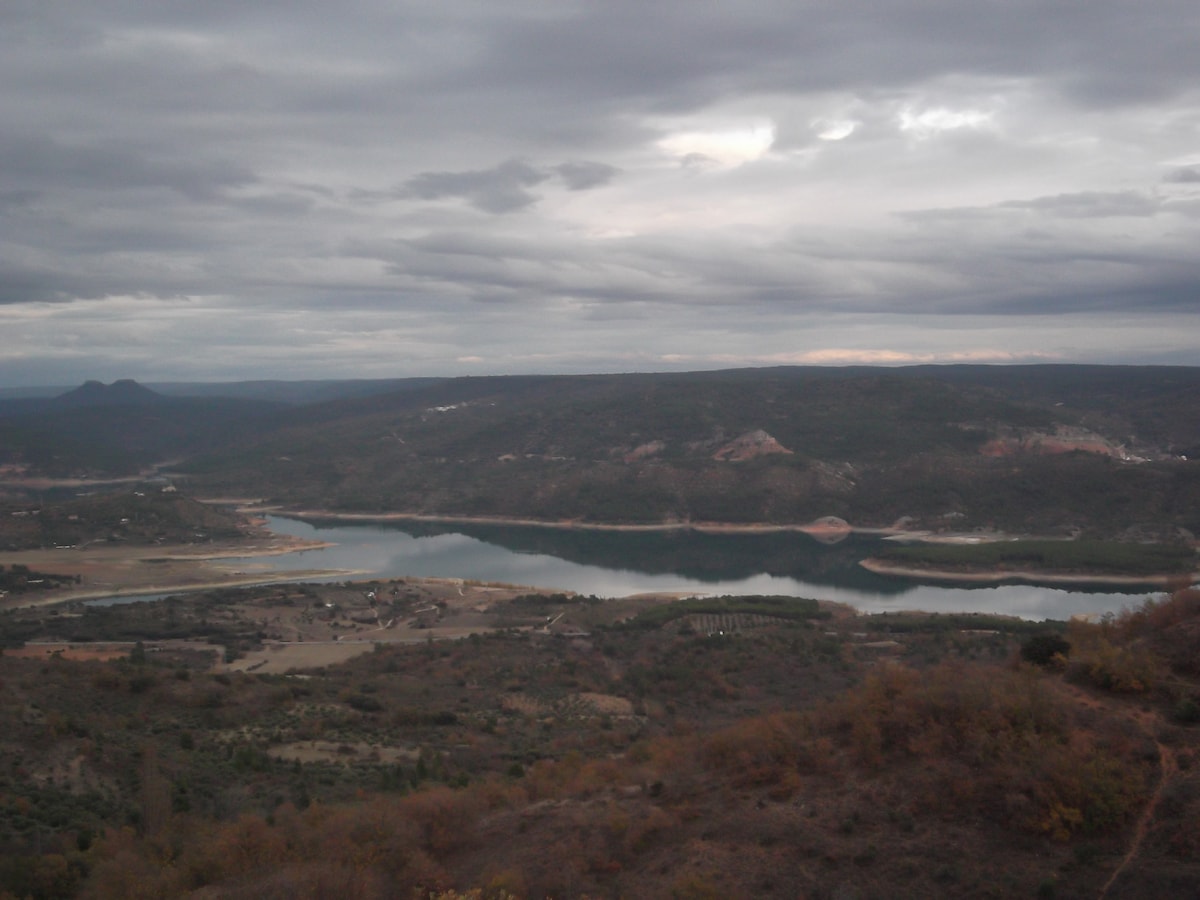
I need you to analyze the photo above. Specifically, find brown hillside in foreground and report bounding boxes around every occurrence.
[1,585,1198,897]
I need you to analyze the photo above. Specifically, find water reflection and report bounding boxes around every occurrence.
[228,516,1154,621]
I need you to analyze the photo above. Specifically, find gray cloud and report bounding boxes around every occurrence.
[402,159,619,212]
[0,134,256,200]
[999,191,1161,218]
[1,0,1198,377]
[404,160,550,214]
[554,161,621,191]
[1165,167,1200,184]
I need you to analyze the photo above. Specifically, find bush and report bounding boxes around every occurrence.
[346,694,383,713]
[1021,633,1071,666]
[1173,697,1200,724]
[1067,639,1162,693]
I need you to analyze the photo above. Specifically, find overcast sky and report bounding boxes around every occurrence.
[3,1,1199,386]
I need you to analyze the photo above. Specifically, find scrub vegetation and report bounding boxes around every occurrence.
[171,367,1200,539]
[0,584,1198,898]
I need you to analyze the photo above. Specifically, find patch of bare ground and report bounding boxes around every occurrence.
[4,643,133,662]
[575,692,635,716]
[226,641,380,674]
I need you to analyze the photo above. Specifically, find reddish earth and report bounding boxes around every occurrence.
[712,429,793,461]
[981,427,1125,459]
[622,440,666,463]
[5,644,133,662]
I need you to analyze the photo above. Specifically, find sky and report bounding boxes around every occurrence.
[2,1,1199,387]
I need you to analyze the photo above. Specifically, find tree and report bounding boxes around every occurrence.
[1020,633,1071,667]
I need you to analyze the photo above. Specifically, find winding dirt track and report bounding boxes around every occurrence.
[1097,717,1178,899]
[1054,680,1183,899]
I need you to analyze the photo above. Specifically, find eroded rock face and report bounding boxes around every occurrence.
[805,515,852,544]
[980,426,1126,459]
[712,430,793,462]
[622,440,666,463]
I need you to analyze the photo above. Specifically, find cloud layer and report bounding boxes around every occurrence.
[2,1,1198,384]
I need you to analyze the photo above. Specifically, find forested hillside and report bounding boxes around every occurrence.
[4,367,1200,537]
[177,366,1200,537]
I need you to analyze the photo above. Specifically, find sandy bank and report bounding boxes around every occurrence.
[244,506,870,538]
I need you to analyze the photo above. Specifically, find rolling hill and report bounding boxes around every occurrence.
[3,367,1199,538]
[172,366,1200,538]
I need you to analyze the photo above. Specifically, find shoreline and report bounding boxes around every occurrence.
[6,504,1192,610]
[241,506,1198,589]
[246,505,874,538]
[238,506,1105,546]
[21,569,362,608]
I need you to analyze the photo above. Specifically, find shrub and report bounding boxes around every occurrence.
[815,662,1147,836]
[1067,639,1162,693]
[1173,697,1200,724]
[1021,633,1071,666]
[346,693,383,713]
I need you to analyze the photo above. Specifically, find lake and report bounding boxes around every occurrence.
[213,516,1158,621]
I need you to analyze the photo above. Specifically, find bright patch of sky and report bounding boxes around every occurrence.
[898,106,994,136]
[657,122,776,167]
[814,119,858,141]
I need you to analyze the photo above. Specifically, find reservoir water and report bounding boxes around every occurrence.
[213,516,1158,621]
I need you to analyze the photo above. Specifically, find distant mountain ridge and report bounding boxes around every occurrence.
[0,377,447,407]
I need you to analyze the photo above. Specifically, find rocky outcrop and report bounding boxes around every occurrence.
[980,426,1126,459]
[713,430,793,462]
[622,440,666,463]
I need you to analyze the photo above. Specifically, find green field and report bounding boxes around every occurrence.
[875,539,1197,576]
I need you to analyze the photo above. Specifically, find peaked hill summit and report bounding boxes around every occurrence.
[53,379,164,408]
